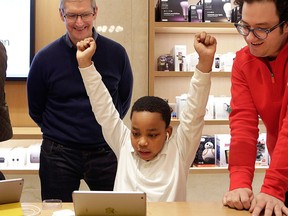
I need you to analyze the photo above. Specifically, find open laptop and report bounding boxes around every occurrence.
[72,191,146,216]
[0,178,24,204]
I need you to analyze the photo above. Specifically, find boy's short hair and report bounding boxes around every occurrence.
[130,96,171,128]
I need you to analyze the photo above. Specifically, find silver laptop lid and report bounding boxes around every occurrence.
[72,191,146,216]
[0,178,24,204]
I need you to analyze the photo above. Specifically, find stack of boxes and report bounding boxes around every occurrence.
[156,0,189,22]
[0,144,41,169]
[155,1,266,169]
[192,133,270,167]
[157,45,236,73]
[174,94,231,121]
[155,0,240,23]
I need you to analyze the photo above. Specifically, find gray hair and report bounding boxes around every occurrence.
[59,0,96,11]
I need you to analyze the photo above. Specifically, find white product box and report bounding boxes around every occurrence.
[205,95,215,120]
[220,52,235,72]
[169,103,177,119]
[26,144,41,167]
[214,96,231,119]
[216,133,269,167]
[215,134,231,167]
[0,148,12,168]
[256,133,269,166]
[171,45,187,71]
[186,52,199,71]
[175,94,187,120]
[7,147,27,168]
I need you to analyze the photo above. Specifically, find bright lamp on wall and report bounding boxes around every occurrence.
[96,25,124,33]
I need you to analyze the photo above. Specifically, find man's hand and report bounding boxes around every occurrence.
[250,192,288,216]
[223,188,254,210]
[194,31,217,73]
[76,37,96,68]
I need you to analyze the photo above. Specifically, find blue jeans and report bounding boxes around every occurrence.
[39,138,117,202]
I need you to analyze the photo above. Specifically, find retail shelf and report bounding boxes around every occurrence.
[1,167,39,175]
[171,119,263,127]
[1,165,268,175]
[12,127,42,139]
[154,71,231,77]
[171,119,229,126]
[189,166,268,174]
[154,22,238,34]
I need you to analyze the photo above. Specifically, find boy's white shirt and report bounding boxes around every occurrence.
[79,64,211,202]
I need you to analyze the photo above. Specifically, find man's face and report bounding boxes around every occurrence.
[240,1,288,58]
[60,0,97,46]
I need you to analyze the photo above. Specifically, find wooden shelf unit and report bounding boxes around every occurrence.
[148,0,267,134]
[154,71,231,77]
[148,0,247,133]
[148,0,246,97]
[12,127,42,139]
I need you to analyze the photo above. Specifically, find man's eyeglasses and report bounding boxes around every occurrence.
[63,12,95,22]
[234,21,285,40]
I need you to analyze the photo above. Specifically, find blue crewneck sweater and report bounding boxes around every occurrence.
[27,32,133,150]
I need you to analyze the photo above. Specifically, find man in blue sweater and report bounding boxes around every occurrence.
[27,0,133,202]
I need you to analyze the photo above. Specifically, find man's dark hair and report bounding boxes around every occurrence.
[234,0,288,23]
[130,96,171,128]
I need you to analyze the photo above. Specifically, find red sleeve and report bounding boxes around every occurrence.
[261,70,288,201]
[228,50,259,191]
[261,44,288,201]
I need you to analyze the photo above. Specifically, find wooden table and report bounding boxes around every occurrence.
[19,202,251,216]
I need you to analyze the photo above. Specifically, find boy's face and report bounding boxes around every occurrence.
[130,111,171,161]
[240,1,288,58]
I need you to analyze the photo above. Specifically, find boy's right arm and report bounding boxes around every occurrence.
[76,38,129,156]
[76,37,96,68]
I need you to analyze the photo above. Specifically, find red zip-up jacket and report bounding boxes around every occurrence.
[229,43,288,201]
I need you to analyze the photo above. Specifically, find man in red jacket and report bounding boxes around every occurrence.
[222,0,288,216]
